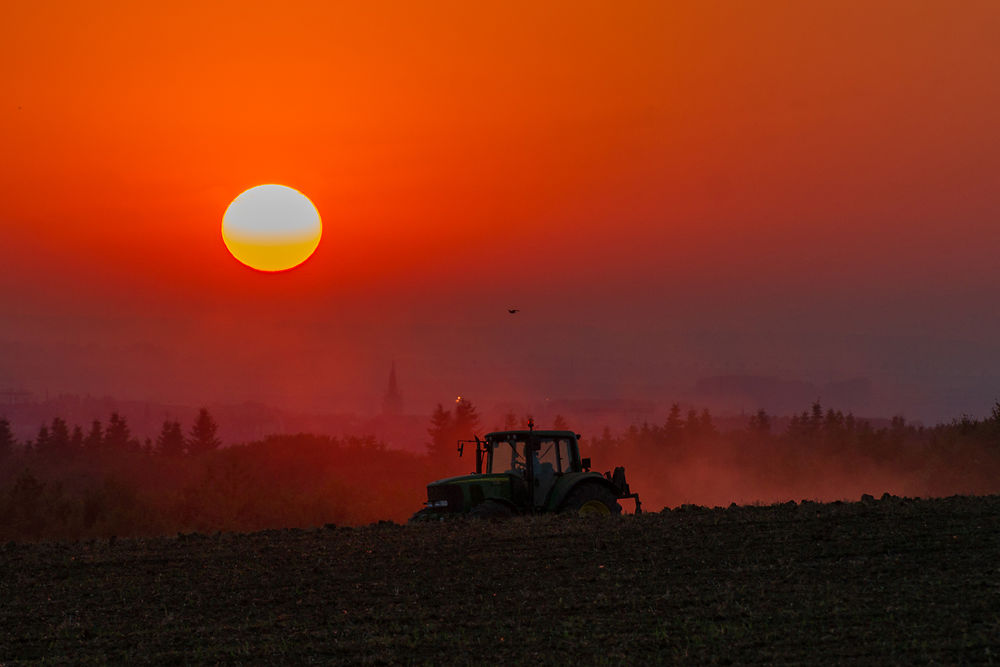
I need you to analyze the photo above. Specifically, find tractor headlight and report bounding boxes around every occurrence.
[426,500,449,508]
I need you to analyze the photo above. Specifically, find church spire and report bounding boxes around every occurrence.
[382,361,403,415]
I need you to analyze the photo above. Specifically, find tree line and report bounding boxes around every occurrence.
[585,401,1000,509]
[2,399,1000,541]
[0,408,221,461]
[0,418,426,541]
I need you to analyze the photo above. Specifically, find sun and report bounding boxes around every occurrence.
[222,184,322,272]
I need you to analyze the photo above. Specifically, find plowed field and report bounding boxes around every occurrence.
[2,495,999,664]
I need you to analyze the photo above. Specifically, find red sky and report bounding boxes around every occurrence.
[2,1,999,424]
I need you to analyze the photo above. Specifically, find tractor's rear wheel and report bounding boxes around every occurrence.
[561,484,622,517]
[470,499,515,520]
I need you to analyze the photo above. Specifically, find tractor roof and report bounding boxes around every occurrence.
[483,429,578,440]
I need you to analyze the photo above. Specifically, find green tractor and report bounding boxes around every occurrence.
[411,420,641,520]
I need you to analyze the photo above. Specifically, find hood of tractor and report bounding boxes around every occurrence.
[424,473,524,513]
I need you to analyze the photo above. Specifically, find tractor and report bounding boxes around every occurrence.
[411,419,641,520]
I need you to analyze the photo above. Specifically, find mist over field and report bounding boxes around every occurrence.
[4,307,1000,427]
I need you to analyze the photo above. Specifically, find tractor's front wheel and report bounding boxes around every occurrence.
[561,483,622,517]
[408,508,442,523]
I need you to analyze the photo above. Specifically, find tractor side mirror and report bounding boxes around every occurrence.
[581,457,591,472]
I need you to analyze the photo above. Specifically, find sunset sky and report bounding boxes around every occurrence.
[2,1,999,424]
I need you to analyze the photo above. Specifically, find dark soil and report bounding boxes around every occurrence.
[2,494,999,664]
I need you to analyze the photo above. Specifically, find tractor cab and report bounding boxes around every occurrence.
[478,429,582,508]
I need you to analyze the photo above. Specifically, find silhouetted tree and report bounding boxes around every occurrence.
[426,403,454,461]
[980,402,1000,441]
[953,413,977,437]
[84,420,103,453]
[34,424,50,456]
[699,409,717,438]
[46,417,71,458]
[104,412,135,453]
[592,426,617,459]
[787,409,814,441]
[823,408,847,448]
[156,420,185,457]
[637,421,663,452]
[748,409,771,436]
[684,409,701,439]
[70,425,84,452]
[889,415,908,449]
[638,421,655,449]
[187,408,221,456]
[453,399,480,438]
[854,418,877,453]
[0,417,13,459]
[809,401,824,434]
[664,403,684,443]
[552,414,569,431]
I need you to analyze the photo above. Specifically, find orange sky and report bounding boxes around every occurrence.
[2,2,999,422]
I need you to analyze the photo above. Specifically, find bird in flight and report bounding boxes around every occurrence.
[508,308,519,314]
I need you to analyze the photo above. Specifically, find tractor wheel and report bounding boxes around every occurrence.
[469,499,515,520]
[561,484,622,517]
[408,508,442,523]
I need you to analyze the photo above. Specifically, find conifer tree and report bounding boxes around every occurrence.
[48,417,70,456]
[0,417,14,459]
[595,426,616,453]
[699,409,717,437]
[748,409,771,436]
[426,403,453,460]
[845,412,857,437]
[809,401,824,434]
[684,409,701,439]
[156,420,186,457]
[69,425,84,451]
[104,412,134,452]
[453,399,480,439]
[84,420,103,453]
[187,408,221,456]
[664,403,684,442]
[34,424,50,456]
